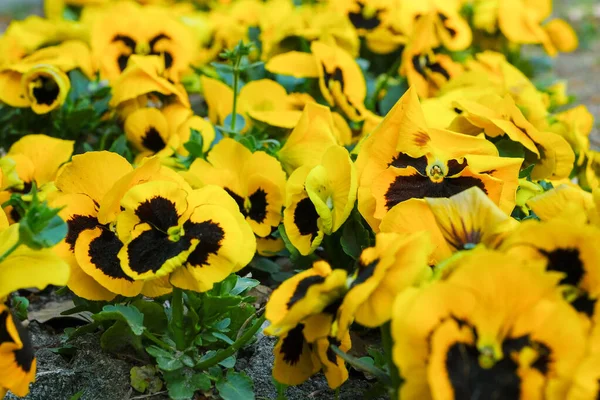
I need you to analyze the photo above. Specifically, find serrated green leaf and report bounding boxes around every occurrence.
[216,371,254,400]
[165,369,211,400]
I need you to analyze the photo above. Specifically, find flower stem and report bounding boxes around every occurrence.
[366,55,403,111]
[381,322,401,398]
[171,288,186,351]
[195,314,266,370]
[0,239,22,264]
[230,54,243,132]
[330,345,391,386]
[143,330,173,352]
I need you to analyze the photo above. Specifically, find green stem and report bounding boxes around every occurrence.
[195,314,266,370]
[381,322,401,398]
[143,331,173,352]
[0,239,22,264]
[330,345,391,386]
[230,54,243,132]
[171,288,186,351]
[366,55,403,111]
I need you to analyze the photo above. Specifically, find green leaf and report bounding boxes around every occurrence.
[101,320,143,353]
[130,365,163,394]
[218,356,236,369]
[164,369,211,400]
[108,134,132,160]
[145,345,173,359]
[17,186,68,250]
[183,129,206,158]
[340,209,371,260]
[495,138,525,159]
[212,332,235,345]
[230,276,259,296]
[68,391,84,400]
[519,164,535,179]
[92,304,145,335]
[216,371,255,400]
[156,356,184,371]
[214,318,231,331]
[133,300,168,333]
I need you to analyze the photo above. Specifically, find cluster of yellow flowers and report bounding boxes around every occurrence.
[0,0,597,398]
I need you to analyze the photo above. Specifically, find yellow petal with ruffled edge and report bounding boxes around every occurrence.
[8,134,74,187]
[278,103,338,173]
[0,224,70,300]
[55,151,134,205]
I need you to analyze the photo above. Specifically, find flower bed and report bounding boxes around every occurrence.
[0,0,598,399]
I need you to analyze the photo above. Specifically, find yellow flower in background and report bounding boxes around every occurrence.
[392,249,587,400]
[397,0,472,51]
[0,16,88,65]
[501,219,600,319]
[186,138,286,238]
[0,40,93,113]
[0,305,37,398]
[380,186,518,265]
[356,87,518,231]
[337,231,432,335]
[88,1,196,81]
[283,145,356,256]
[124,106,215,161]
[117,181,256,292]
[265,41,367,121]
[548,105,594,166]
[109,55,190,109]
[498,0,577,55]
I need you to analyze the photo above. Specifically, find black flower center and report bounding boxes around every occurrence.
[384,173,486,211]
[539,248,585,287]
[183,220,225,268]
[287,275,326,309]
[89,229,134,281]
[135,196,180,232]
[142,127,167,153]
[280,324,307,366]
[32,76,59,106]
[294,197,320,240]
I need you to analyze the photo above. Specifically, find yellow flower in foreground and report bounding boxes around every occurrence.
[501,219,600,319]
[392,249,587,400]
[186,138,286,237]
[277,102,338,173]
[337,231,432,334]
[283,145,357,256]
[380,186,518,264]
[117,181,256,293]
[0,305,36,398]
[53,152,181,300]
[0,223,70,301]
[265,261,347,337]
[356,87,520,231]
